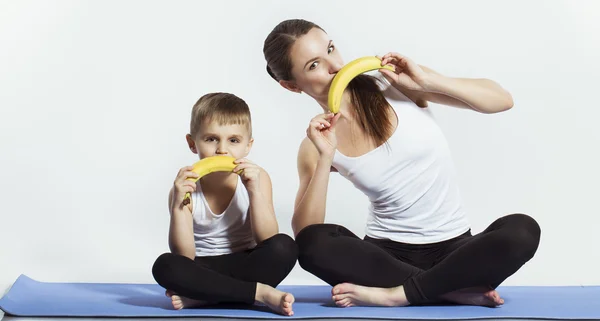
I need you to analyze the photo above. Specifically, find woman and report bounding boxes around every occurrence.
[262,19,540,308]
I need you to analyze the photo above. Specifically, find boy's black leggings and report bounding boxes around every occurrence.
[152,233,298,304]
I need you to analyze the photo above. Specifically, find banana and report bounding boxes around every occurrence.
[182,155,238,205]
[327,56,395,114]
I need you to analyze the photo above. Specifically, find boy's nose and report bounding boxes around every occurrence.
[216,144,228,155]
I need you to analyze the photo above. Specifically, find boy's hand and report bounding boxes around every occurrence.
[172,166,199,211]
[233,158,262,194]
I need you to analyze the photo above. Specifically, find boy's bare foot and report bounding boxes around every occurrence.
[331,283,410,307]
[440,287,504,307]
[165,290,213,310]
[255,283,295,316]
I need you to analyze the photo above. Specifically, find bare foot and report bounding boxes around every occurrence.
[331,283,410,307]
[441,287,504,307]
[255,283,295,316]
[165,290,213,310]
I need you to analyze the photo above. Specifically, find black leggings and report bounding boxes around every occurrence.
[295,213,541,305]
[152,233,298,304]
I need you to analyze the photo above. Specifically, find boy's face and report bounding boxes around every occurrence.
[188,120,253,159]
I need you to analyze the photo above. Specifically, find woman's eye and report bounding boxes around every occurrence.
[309,61,318,70]
[328,45,334,54]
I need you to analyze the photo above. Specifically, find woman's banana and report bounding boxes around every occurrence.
[327,56,394,114]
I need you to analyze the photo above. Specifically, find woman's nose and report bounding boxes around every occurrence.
[329,59,343,74]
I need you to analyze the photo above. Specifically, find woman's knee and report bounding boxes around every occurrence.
[295,224,345,271]
[502,213,541,259]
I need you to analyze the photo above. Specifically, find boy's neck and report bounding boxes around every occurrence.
[199,172,238,194]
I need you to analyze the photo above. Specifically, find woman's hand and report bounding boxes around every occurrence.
[379,52,430,92]
[306,112,341,158]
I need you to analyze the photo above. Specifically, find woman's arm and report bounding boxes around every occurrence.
[292,137,334,237]
[415,65,514,113]
[380,52,514,114]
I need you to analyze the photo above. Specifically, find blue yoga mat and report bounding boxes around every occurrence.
[1,274,599,319]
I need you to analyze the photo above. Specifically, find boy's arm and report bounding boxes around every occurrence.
[247,169,279,243]
[167,186,196,260]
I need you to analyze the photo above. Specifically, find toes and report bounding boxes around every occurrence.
[172,300,183,310]
[284,293,295,304]
[281,293,295,316]
[332,283,354,295]
[282,305,294,316]
[335,298,352,307]
[332,293,351,302]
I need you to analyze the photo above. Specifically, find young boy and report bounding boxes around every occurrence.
[152,92,297,316]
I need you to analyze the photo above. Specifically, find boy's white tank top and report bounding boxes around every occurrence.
[190,176,256,257]
[331,75,471,244]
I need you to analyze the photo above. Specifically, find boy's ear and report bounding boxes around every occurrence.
[245,137,254,155]
[279,80,302,94]
[186,134,197,154]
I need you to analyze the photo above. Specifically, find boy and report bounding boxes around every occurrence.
[152,92,297,316]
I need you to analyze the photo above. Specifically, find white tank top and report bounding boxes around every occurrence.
[332,76,471,244]
[190,176,256,256]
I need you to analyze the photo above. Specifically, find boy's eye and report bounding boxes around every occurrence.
[309,61,318,70]
[328,45,334,54]
[230,138,240,143]
[205,137,216,142]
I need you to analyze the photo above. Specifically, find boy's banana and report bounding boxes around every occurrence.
[327,56,395,114]
[182,155,238,205]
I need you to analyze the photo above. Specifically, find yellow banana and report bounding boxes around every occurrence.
[182,155,238,204]
[327,56,395,114]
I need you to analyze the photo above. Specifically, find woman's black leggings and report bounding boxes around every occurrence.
[152,233,298,304]
[295,213,541,305]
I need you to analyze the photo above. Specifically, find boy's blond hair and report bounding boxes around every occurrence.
[189,92,252,139]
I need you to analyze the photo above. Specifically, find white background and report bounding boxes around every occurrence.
[1,0,599,296]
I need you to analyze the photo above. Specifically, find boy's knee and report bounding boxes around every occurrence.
[265,233,298,263]
[152,252,176,284]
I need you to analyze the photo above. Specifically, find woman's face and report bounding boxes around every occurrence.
[285,27,344,103]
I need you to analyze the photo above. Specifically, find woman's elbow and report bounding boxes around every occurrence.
[495,82,514,112]
[503,91,514,111]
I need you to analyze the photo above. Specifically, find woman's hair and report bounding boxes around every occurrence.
[263,19,393,147]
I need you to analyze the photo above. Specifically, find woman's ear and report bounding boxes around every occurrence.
[279,80,302,94]
[186,134,197,154]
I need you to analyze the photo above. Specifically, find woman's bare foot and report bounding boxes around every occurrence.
[165,290,213,310]
[440,287,504,307]
[331,283,410,307]
[255,283,295,316]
